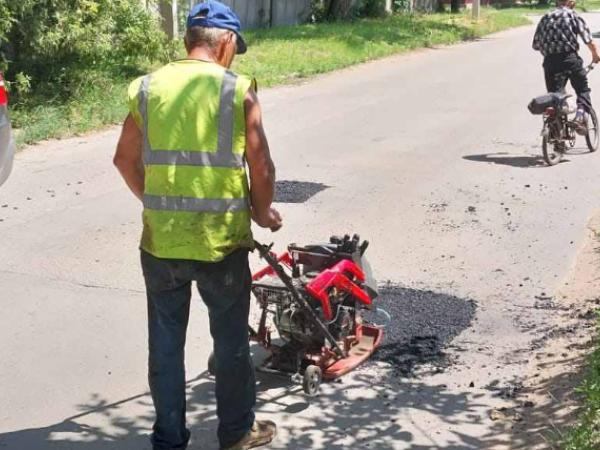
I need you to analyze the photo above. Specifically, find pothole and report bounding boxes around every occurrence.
[274,180,328,204]
[367,284,477,375]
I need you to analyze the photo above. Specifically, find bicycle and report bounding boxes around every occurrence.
[528,64,599,166]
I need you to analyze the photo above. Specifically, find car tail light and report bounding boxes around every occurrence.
[0,73,8,106]
[545,107,555,117]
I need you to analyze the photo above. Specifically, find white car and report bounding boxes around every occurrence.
[0,72,14,187]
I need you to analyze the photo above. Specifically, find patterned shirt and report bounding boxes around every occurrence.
[532,7,592,56]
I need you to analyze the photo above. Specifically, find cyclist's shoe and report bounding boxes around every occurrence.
[221,421,277,450]
[575,110,588,135]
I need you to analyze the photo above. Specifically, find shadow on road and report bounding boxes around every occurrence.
[463,152,549,168]
[0,375,507,450]
[0,287,501,450]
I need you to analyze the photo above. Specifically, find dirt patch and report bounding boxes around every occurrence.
[504,211,600,450]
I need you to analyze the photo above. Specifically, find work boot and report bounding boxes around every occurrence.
[574,109,588,135]
[221,421,277,450]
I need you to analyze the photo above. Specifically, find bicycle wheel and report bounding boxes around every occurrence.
[542,133,564,166]
[585,108,599,152]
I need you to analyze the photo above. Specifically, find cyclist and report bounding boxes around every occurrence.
[533,0,600,133]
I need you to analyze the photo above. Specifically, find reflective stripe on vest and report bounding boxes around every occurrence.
[138,70,248,213]
[143,194,248,213]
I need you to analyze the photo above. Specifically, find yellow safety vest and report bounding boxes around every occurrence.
[128,60,254,261]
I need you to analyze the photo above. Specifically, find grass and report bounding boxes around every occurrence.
[562,225,600,449]
[11,78,131,147]
[580,0,600,11]
[563,316,600,449]
[235,8,530,87]
[11,7,531,148]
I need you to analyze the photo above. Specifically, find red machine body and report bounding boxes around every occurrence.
[253,253,373,321]
[247,235,384,394]
[305,259,373,320]
[0,73,8,106]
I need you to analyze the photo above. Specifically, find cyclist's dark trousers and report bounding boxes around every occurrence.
[544,52,592,113]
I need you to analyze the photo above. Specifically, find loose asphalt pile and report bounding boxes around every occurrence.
[367,284,477,375]
[274,180,328,204]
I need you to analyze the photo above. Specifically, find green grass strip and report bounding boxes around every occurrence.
[236,8,531,87]
[563,315,600,449]
[580,0,600,12]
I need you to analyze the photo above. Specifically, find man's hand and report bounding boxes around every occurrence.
[252,207,282,232]
[587,42,600,64]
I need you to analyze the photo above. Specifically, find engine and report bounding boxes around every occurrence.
[246,235,385,395]
[251,234,377,350]
[252,276,356,348]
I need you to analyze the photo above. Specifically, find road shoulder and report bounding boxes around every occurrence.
[506,210,600,449]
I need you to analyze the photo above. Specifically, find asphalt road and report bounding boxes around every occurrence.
[2,16,600,450]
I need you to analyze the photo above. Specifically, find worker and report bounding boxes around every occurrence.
[113,2,282,449]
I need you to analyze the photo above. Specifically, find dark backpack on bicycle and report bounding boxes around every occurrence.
[527,93,568,115]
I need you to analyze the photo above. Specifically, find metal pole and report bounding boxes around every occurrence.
[472,0,480,20]
[173,1,179,38]
[159,0,179,40]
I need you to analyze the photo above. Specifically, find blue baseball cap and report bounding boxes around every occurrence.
[187,2,247,54]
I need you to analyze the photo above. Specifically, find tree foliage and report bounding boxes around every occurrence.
[0,0,169,101]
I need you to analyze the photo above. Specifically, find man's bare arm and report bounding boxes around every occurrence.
[113,114,144,201]
[244,88,282,231]
[588,42,600,63]
[577,14,600,63]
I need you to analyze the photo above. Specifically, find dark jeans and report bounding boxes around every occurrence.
[141,249,255,450]
[544,52,592,113]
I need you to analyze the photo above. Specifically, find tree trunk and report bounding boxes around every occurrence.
[325,0,356,20]
[450,0,461,13]
[159,1,178,40]
[324,0,335,20]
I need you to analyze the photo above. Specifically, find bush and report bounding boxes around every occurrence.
[0,0,170,104]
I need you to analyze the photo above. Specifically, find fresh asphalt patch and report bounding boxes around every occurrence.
[368,284,477,375]
[274,180,328,204]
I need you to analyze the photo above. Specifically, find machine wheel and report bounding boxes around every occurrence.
[542,133,564,166]
[303,365,322,397]
[586,108,599,152]
[207,352,216,377]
